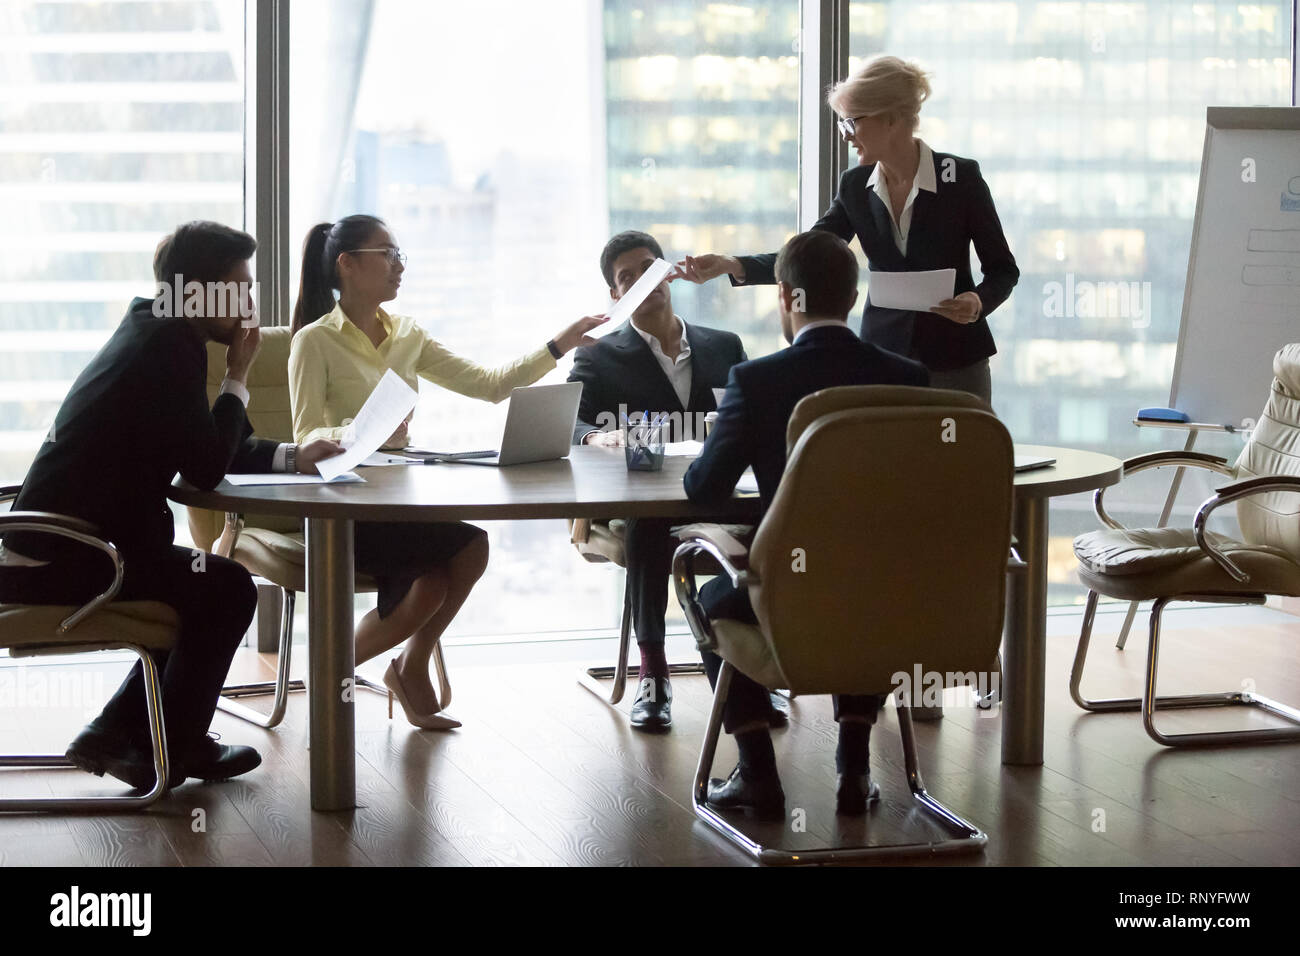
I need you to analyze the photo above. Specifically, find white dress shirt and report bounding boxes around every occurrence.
[631,315,693,409]
[868,138,937,256]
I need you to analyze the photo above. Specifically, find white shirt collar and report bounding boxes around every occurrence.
[866,139,936,193]
[793,319,851,343]
[630,314,690,360]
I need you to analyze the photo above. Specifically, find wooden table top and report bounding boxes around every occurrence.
[1011,444,1123,499]
[168,443,1123,521]
[169,445,762,521]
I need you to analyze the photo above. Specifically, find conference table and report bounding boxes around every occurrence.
[169,443,1120,810]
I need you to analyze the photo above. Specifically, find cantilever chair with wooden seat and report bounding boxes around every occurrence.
[0,486,177,810]
[187,328,451,729]
[673,386,1014,863]
[1070,343,1300,747]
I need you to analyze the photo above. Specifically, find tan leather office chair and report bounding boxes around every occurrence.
[568,516,749,704]
[1070,343,1300,746]
[1,486,177,810]
[673,386,1013,863]
[188,328,450,728]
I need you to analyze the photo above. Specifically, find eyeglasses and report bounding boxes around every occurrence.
[836,114,869,137]
[349,247,408,266]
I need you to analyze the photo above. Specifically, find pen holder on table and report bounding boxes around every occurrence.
[625,421,665,472]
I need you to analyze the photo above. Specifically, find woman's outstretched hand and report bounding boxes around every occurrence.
[553,315,609,354]
[672,254,744,284]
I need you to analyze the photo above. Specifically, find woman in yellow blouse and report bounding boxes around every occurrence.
[289,214,603,729]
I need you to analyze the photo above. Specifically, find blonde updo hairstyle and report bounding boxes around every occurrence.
[827,56,931,131]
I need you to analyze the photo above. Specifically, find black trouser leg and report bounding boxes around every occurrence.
[696,575,770,732]
[623,516,676,647]
[833,695,885,774]
[96,547,257,753]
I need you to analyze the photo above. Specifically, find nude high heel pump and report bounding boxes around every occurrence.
[383,660,461,730]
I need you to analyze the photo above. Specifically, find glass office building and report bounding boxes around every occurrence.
[2,1,1294,625]
[0,0,246,486]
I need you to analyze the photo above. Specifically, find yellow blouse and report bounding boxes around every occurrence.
[288,303,556,445]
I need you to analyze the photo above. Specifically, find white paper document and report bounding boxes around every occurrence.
[224,472,364,486]
[594,258,676,335]
[664,440,704,457]
[736,470,759,495]
[868,268,956,311]
[316,369,419,481]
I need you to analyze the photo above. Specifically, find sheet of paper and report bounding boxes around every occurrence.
[224,472,364,486]
[736,471,759,495]
[358,452,425,467]
[664,440,704,457]
[592,258,676,335]
[867,268,956,311]
[317,369,419,481]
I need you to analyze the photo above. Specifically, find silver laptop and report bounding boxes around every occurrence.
[431,382,582,467]
[1014,454,1056,473]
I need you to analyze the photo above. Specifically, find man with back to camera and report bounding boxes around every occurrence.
[567,230,790,732]
[682,230,930,818]
[0,221,341,791]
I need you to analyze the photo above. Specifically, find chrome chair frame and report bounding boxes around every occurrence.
[572,521,709,707]
[211,511,450,728]
[0,489,171,810]
[1072,473,1300,746]
[674,537,987,864]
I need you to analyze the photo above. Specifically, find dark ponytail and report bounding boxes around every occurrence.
[291,214,387,334]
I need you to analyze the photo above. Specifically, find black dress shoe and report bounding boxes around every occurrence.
[176,734,261,782]
[835,772,881,816]
[629,677,672,732]
[65,724,180,791]
[767,692,791,728]
[706,765,785,821]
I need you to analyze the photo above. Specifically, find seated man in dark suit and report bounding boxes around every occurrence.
[0,221,340,790]
[568,230,768,732]
[683,230,930,819]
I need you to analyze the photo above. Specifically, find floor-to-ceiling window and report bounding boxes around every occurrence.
[289,0,800,641]
[848,0,1295,603]
[0,0,248,485]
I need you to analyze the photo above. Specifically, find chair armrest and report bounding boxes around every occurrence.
[0,485,22,505]
[1191,475,1300,584]
[212,511,244,559]
[671,525,757,654]
[0,512,124,634]
[671,522,751,579]
[568,517,592,546]
[0,509,101,537]
[1094,451,1235,530]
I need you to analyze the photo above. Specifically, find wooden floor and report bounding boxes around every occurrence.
[1,604,1298,866]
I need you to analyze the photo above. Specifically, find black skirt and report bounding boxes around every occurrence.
[353,520,485,619]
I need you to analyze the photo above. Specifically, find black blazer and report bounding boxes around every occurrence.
[734,150,1018,372]
[684,323,929,511]
[6,296,278,562]
[567,320,747,444]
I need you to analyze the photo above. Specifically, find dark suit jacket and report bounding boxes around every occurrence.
[6,296,278,562]
[567,320,746,444]
[734,151,1018,372]
[684,324,929,512]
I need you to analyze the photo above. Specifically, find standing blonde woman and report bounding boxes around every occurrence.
[289,214,604,729]
[676,56,1018,404]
